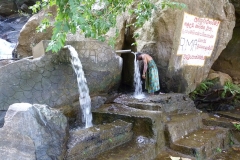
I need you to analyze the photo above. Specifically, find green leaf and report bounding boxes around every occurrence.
[32,0,187,52]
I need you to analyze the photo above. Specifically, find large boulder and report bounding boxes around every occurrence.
[111,0,235,93]
[207,69,233,86]
[0,0,17,16]
[0,40,122,111]
[0,103,68,160]
[15,6,57,57]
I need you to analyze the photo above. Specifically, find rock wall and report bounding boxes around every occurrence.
[113,0,235,93]
[212,27,240,84]
[0,40,122,111]
[211,0,240,84]
[4,0,238,93]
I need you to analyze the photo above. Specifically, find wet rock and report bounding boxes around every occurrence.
[91,96,107,110]
[0,103,68,160]
[113,93,199,114]
[66,120,133,160]
[136,136,155,144]
[0,111,6,127]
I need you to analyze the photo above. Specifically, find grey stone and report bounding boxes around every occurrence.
[0,129,36,160]
[0,40,122,112]
[91,96,107,110]
[0,103,68,160]
[66,120,133,160]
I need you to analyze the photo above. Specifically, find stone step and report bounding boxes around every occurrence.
[155,148,196,160]
[203,114,239,129]
[216,110,240,121]
[203,114,240,145]
[92,103,165,154]
[88,138,156,160]
[66,119,133,160]
[112,93,199,114]
[92,103,163,137]
[165,113,207,143]
[210,146,240,160]
[170,127,229,160]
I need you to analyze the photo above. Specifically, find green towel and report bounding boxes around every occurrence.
[145,60,160,93]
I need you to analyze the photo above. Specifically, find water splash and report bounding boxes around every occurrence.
[0,38,15,59]
[65,45,93,128]
[133,53,145,99]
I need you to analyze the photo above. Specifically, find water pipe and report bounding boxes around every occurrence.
[115,50,132,53]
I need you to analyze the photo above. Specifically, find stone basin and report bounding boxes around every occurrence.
[113,93,199,114]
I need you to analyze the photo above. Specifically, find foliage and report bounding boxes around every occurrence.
[30,0,187,52]
[216,147,222,153]
[233,123,240,131]
[190,79,240,112]
[189,79,215,100]
[222,81,240,98]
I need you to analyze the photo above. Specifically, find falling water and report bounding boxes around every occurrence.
[65,45,93,128]
[0,38,15,59]
[133,53,145,99]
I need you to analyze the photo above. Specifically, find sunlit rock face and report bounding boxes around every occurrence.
[137,0,235,93]
[15,6,57,58]
[111,0,235,93]
[0,103,68,160]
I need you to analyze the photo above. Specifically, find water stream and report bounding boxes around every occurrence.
[133,53,145,99]
[65,45,93,128]
[0,38,15,59]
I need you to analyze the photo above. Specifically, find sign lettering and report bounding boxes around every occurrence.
[177,12,220,66]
